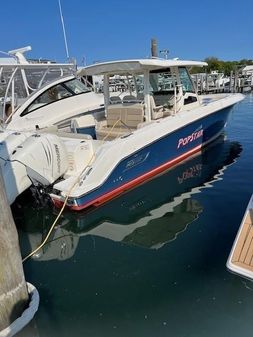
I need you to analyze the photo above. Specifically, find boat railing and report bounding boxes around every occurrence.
[0,63,76,121]
[173,84,184,114]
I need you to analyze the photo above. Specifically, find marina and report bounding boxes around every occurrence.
[1,0,253,335]
[0,46,252,336]
[13,93,253,336]
[192,69,253,94]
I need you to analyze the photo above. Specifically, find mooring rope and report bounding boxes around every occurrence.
[22,119,122,262]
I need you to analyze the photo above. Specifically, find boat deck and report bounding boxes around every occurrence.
[228,206,253,278]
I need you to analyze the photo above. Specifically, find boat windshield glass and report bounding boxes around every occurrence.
[21,78,90,116]
[64,78,90,94]
[178,67,195,93]
[108,74,145,103]
[149,68,177,93]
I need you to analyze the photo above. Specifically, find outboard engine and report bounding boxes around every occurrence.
[0,131,30,166]
[1,133,68,204]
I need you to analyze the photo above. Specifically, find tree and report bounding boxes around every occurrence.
[190,57,253,76]
[204,57,223,73]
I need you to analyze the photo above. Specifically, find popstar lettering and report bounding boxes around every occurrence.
[177,129,203,149]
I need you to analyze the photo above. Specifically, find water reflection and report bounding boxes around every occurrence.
[15,136,242,261]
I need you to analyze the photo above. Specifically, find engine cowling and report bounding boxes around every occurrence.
[1,133,68,204]
[10,133,69,185]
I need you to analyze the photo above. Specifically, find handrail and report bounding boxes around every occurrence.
[3,67,18,121]
[174,84,183,115]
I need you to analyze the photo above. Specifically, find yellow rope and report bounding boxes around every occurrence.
[22,183,75,262]
[102,118,122,142]
[22,151,95,263]
[22,118,123,263]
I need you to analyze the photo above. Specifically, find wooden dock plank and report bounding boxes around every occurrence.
[231,212,252,262]
[238,225,253,262]
[231,209,253,272]
[244,234,253,265]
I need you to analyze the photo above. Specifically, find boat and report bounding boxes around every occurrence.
[227,194,253,280]
[210,71,230,89]
[15,136,242,261]
[0,46,74,119]
[0,46,104,131]
[4,74,104,131]
[0,57,244,210]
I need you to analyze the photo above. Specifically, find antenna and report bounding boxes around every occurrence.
[8,46,31,64]
[160,49,169,59]
[58,0,70,61]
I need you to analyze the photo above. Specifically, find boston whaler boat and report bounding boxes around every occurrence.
[0,58,244,210]
[16,136,242,261]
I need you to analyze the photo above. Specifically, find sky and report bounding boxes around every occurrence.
[0,0,252,65]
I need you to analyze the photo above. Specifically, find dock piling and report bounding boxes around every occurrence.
[0,170,29,332]
[151,38,158,58]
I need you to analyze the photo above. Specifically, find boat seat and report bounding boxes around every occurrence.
[107,103,144,127]
[150,95,164,119]
[122,95,137,103]
[96,103,145,140]
[153,89,174,101]
[110,96,122,104]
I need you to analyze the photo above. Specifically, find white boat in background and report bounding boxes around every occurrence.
[210,70,230,89]
[0,46,104,130]
[0,57,244,210]
[4,75,104,131]
[227,194,253,280]
[0,46,75,119]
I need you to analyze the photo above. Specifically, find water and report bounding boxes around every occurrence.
[15,94,253,337]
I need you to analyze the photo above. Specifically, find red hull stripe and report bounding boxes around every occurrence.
[52,143,203,211]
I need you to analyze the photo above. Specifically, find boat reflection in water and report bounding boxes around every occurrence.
[17,136,242,261]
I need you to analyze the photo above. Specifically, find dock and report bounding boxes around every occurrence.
[227,195,253,279]
[191,71,253,94]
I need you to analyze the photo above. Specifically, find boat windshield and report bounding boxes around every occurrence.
[63,78,90,94]
[178,67,195,93]
[149,68,177,93]
[20,78,91,116]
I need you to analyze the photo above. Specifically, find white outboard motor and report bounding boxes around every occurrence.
[0,131,30,166]
[1,133,68,204]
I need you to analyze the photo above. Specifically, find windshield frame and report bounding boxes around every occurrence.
[20,78,91,117]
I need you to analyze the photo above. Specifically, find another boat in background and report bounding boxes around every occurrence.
[4,75,104,131]
[227,194,253,280]
[0,46,75,120]
[0,46,104,130]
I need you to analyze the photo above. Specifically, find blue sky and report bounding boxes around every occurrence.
[0,0,252,65]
